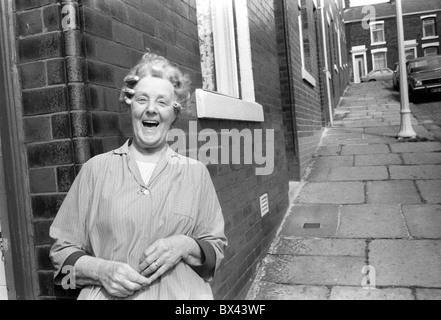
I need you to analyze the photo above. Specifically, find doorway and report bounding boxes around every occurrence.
[354,55,366,83]
[0,139,8,300]
[0,0,37,299]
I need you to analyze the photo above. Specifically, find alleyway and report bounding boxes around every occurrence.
[246,82,441,300]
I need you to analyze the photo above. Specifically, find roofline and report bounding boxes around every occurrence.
[344,8,441,24]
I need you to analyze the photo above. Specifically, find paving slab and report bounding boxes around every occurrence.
[246,282,330,300]
[305,167,330,182]
[415,289,441,300]
[270,238,366,257]
[389,165,441,180]
[390,142,441,153]
[357,136,398,144]
[355,154,402,166]
[402,153,441,165]
[364,126,399,137]
[297,182,365,204]
[369,240,441,287]
[416,180,441,203]
[259,255,366,286]
[366,181,422,204]
[330,287,414,300]
[279,205,339,238]
[337,205,408,239]
[316,146,342,156]
[329,166,388,181]
[341,144,390,155]
[402,205,441,239]
[324,139,393,146]
[325,128,364,135]
[312,156,354,168]
[363,121,390,128]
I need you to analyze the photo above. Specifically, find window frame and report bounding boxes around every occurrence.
[404,40,418,61]
[195,0,264,122]
[421,15,438,40]
[423,46,439,57]
[371,48,388,71]
[370,21,386,46]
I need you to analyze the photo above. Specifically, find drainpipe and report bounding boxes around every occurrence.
[61,0,91,167]
[281,0,300,158]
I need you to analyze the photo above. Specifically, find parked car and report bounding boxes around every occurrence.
[361,68,394,82]
[407,55,441,103]
[393,62,400,90]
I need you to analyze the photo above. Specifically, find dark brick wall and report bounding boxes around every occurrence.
[219,0,289,299]
[14,0,80,299]
[345,10,441,79]
[274,0,300,181]
[275,0,349,179]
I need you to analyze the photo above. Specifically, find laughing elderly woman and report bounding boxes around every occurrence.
[49,53,227,300]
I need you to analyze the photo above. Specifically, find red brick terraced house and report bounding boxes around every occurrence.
[344,0,441,83]
[0,0,349,300]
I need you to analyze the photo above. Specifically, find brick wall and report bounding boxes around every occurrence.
[222,0,289,299]
[276,0,323,177]
[14,0,78,299]
[274,0,300,181]
[13,0,290,300]
[275,0,349,179]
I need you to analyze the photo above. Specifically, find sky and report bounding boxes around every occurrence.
[350,0,390,7]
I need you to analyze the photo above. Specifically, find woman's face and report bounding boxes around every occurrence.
[130,76,177,153]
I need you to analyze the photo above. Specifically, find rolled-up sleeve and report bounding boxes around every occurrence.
[49,162,94,284]
[192,165,228,281]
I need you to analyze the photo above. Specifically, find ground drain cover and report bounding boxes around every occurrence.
[303,223,321,229]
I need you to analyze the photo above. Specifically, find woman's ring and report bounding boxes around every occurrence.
[153,262,159,270]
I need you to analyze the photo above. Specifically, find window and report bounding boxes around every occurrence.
[422,18,437,38]
[195,0,264,122]
[424,47,439,56]
[196,0,255,101]
[298,0,316,86]
[405,48,417,60]
[422,42,439,56]
[404,40,418,61]
[370,21,385,45]
[372,50,387,70]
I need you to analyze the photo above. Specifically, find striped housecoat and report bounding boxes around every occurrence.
[49,140,227,300]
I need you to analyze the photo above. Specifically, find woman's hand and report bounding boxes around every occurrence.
[97,260,150,298]
[119,75,139,105]
[75,256,149,298]
[138,235,203,284]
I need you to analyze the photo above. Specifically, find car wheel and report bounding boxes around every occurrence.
[368,79,376,82]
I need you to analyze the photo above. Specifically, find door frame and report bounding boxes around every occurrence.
[351,45,368,84]
[354,56,365,83]
[0,0,37,300]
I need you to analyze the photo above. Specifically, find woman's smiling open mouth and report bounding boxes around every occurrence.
[142,120,160,129]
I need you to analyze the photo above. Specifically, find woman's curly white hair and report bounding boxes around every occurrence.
[125,52,191,111]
